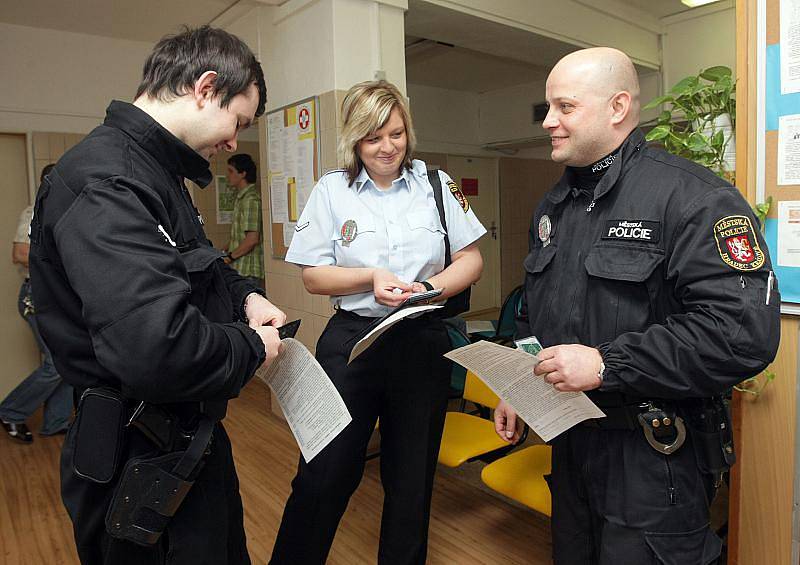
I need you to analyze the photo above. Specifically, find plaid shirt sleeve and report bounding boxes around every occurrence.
[240,194,262,233]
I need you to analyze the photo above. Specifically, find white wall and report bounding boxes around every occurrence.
[408,83,479,151]
[0,22,153,134]
[661,1,736,91]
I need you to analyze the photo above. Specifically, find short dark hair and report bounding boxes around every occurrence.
[40,163,55,184]
[135,26,267,118]
[228,154,257,183]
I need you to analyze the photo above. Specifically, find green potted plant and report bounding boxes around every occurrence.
[643,65,736,183]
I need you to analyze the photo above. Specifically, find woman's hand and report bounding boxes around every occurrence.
[373,268,412,307]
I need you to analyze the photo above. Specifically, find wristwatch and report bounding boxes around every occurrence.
[415,280,434,291]
[597,361,606,384]
[226,252,235,261]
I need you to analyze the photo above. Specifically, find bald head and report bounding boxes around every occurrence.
[543,47,640,166]
[552,47,640,115]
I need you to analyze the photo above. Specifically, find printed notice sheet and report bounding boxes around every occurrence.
[257,338,352,462]
[444,341,605,442]
[779,200,800,267]
[778,114,800,185]
[347,304,443,364]
[782,0,800,94]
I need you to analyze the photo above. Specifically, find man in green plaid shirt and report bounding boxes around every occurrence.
[224,154,265,287]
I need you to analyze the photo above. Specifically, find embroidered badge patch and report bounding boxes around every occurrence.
[713,215,765,271]
[538,215,552,247]
[602,220,661,243]
[447,180,469,213]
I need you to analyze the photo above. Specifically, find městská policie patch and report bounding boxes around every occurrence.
[713,215,765,271]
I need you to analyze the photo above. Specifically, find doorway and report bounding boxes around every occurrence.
[0,134,40,399]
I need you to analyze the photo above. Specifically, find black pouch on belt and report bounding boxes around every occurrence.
[71,387,127,483]
[684,396,736,475]
[105,416,214,546]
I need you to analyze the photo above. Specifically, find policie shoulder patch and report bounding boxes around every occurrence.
[602,220,661,243]
[447,180,469,213]
[713,215,765,271]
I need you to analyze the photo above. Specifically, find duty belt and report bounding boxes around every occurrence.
[582,401,687,455]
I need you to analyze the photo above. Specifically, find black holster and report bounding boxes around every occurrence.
[105,416,215,546]
[683,396,736,476]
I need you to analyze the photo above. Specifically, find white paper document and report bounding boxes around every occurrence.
[444,341,605,442]
[778,200,800,267]
[347,304,443,364]
[270,174,289,224]
[257,338,352,462]
[778,114,800,185]
[782,0,800,94]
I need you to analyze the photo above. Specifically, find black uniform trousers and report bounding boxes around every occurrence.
[270,310,451,565]
[549,423,723,565]
[60,420,249,565]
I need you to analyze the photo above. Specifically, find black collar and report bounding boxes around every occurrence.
[103,100,213,188]
[548,128,645,205]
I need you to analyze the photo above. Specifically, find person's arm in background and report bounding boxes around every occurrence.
[12,242,29,267]
[224,231,259,264]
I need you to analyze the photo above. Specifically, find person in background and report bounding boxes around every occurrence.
[270,80,485,565]
[494,47,780,564]
[223,153,265,289]
[0,163,73,443]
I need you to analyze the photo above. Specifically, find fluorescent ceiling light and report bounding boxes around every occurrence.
[681,0,721,7]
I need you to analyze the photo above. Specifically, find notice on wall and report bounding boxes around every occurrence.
[257,338,352,462]
[778,114,800,185]
[781,0,800,94]
[778,200,800,267]
[216,175,234,224]
[266,97,320,258]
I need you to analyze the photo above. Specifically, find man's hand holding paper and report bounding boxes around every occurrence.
[535,344,604,392]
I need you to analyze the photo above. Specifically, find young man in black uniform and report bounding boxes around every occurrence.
[29,27,285,565]
[494,47,780,564]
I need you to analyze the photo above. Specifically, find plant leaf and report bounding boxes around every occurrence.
[700,66,732,82]
[646,125,671,141]
[643,95,674,110]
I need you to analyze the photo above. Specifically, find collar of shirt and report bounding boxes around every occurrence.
[234,183,257,202]
[103,100,213,188]
[548,128,645,205]
[353,165,413,193]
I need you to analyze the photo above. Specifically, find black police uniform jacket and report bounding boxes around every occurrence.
[29,101,266,564]
[517,128,781,403]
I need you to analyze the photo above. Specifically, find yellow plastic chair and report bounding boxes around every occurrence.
[438,370,512,467]
[480,444,552,516]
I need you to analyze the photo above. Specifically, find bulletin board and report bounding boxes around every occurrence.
[759,0,800,312]
[266,96,320,258]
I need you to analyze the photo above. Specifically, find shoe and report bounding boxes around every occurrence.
[1,420,33,443]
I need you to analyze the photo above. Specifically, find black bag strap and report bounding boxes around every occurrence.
[428,169,452,267]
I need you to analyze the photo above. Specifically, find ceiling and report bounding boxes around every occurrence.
[0,0,287,43]
[0,0,706,94]
[404,0,697,93]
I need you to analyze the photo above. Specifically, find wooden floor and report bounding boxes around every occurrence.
[0,379,551,564]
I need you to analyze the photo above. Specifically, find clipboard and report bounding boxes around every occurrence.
[345,289,444,346]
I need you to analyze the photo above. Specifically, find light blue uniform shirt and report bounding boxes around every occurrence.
[285,159,486,317]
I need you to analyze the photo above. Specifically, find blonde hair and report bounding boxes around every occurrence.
[338,80,416,185]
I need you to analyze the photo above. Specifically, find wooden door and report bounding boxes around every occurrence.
[444,155,501,313]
